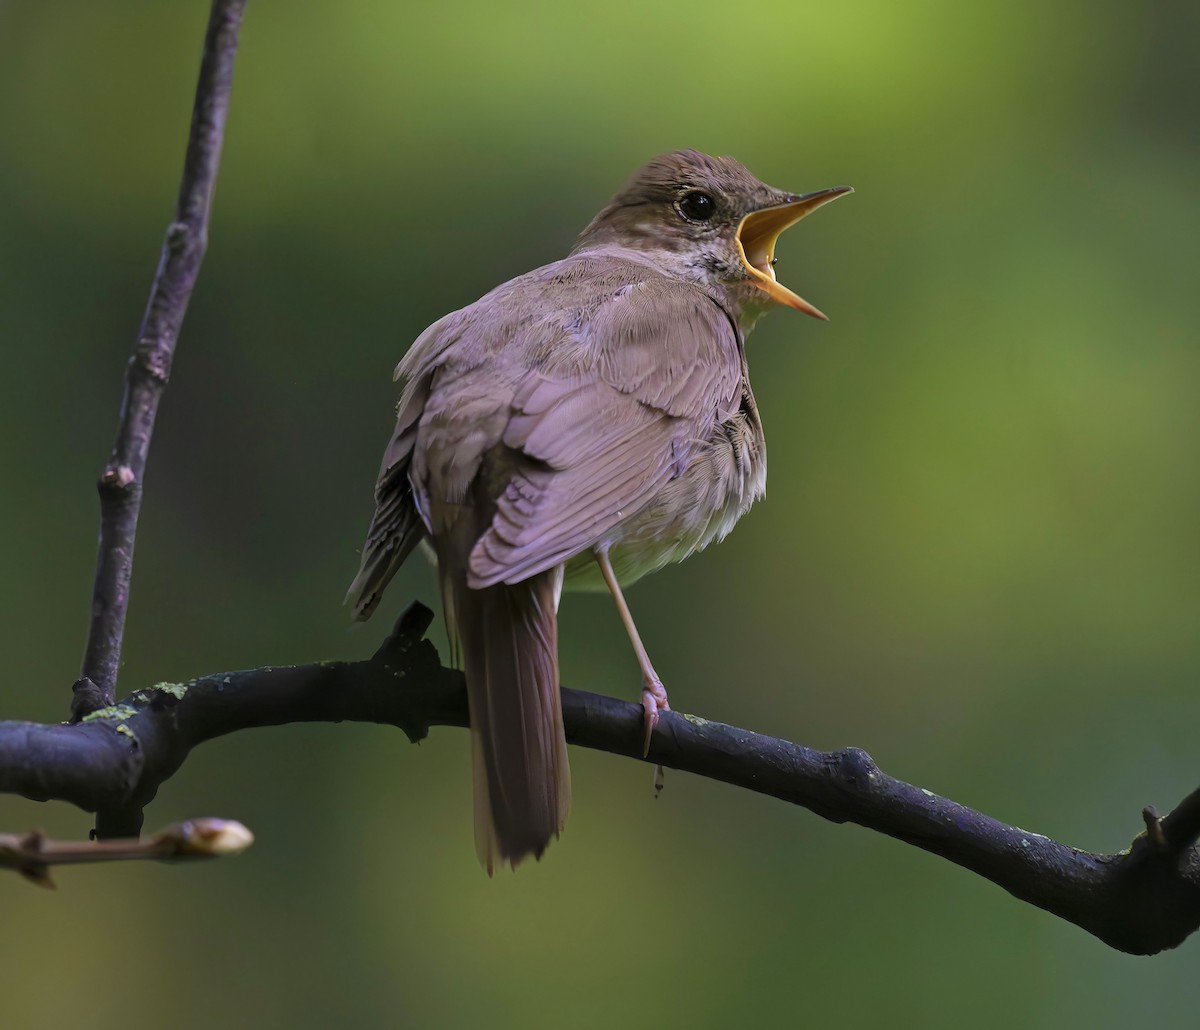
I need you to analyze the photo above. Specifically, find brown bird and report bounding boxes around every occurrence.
[347,149,850,873]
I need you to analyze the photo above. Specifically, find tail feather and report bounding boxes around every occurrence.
[451,565,570,873]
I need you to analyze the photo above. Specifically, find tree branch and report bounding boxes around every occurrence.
[78,0,246,713]
[0,818,253,888]
[4,603,1199,955]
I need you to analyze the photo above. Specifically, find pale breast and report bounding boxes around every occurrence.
[564,381,767,590]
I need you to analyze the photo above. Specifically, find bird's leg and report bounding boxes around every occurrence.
[595,548,670,757]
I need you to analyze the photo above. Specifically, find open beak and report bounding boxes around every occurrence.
[736,185,853,319]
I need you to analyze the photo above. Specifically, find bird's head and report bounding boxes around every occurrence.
[574,148,851,320]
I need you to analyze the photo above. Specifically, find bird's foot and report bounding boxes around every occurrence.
[640,677,671,757]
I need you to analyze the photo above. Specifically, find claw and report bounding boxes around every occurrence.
[640,677,671,757]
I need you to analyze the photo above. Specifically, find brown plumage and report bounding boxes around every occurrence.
[347,150,851,872]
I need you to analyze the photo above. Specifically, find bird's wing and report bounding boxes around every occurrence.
[411,260,744,589]
[345,313,460,619]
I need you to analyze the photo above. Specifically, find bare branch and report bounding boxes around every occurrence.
[4,602,1200,955]
[79,0,247,711]
[1159,790,1200,853]
[0,819,253,888]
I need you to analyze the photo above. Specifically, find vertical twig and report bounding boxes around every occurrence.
[79,0,247,712]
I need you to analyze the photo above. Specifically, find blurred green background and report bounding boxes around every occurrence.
[1,0,1198,1026]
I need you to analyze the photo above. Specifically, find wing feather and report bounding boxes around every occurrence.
[363,253,745,602]
[462,268,741,587]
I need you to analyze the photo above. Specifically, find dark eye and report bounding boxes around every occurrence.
[677,190,716,222]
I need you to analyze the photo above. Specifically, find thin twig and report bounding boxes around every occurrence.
[78,0,247,713]
[0,818,253,888]
[2,603,1199,955]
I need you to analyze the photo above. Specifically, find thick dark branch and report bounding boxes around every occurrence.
[79,0,246,709]
[3,603,1199,955]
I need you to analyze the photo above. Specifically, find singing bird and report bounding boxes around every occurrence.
[348,150,850,872]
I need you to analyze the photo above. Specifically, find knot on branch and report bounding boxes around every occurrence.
[833,746,880,791]
[98,464,137,498]
[164,219,208,264]
[372,601,436,666]
[70,677,110,723]
[165,219,191,252]
[131,338,173,385]
[361,601,465,745]
[1143,806,1171,852]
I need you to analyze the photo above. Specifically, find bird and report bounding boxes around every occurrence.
[347,149,851,873]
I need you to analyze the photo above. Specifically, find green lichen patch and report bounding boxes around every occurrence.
[149,681,189,700]
[81,703,139,723]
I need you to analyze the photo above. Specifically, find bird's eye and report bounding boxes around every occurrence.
[677,191,716,222]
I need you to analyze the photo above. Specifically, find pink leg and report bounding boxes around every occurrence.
[595,548,670,756]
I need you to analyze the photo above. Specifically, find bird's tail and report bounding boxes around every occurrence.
[446,564,571,873]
